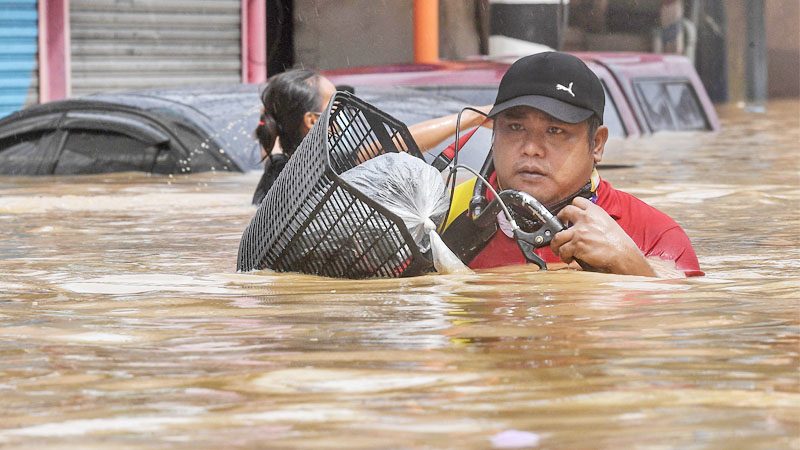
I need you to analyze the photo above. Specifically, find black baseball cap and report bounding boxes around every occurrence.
[489,52,605,124]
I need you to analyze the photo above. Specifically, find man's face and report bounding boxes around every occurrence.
[492,106,605,206]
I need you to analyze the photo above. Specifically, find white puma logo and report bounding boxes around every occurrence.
[556,82,575,97]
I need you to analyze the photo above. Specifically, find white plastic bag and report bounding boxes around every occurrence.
[342,152,471,275]
[429,229,472,275]
[342,152,448,252]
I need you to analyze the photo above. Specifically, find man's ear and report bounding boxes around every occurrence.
[592,125,608,164]
[302,111,318,132]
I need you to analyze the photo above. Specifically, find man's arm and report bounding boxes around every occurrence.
[407,105,492,153]
[643,225,703,277]
[550,197,657,277]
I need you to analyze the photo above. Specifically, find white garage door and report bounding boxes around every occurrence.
[70,0,241,96]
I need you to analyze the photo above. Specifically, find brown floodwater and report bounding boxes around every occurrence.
[0,100,798,449]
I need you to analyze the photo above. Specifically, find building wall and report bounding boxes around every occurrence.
[293,0,414,70]
[293,0,480,70]
[765,0,799,98]
[440,0,481,60]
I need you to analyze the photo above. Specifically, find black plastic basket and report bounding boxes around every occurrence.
[237,92,433,278]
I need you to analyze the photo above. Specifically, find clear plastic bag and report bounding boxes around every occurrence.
[341,152,470,275]
[342,152,448,251]
[429,229,472,275]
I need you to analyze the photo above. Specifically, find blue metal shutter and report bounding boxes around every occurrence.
[0,0,39,117]
[69,0,242,96]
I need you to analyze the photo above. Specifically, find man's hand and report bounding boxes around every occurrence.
[551,197,656,277]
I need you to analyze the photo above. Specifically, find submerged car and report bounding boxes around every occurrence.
[0,84,471,176]
[325,52,722,171]
[0,85,264,176]
[0,52,719,176]
[325,52,721,138]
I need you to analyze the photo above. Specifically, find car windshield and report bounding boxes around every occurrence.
[634,79,709,132]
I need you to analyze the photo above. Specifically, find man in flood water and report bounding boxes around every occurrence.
[443,52,702,277]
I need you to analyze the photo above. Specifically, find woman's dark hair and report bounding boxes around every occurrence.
[254,112,272,152]
[253,69,323,204]
[259,69,322,158]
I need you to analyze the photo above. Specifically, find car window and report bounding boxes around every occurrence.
[168,122,232,173]
[601,82,625,138]
[634,80,708,132]
[54,129,161,174]
[0,131,61,175]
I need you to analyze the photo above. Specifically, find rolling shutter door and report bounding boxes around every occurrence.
[70,0,241,96]
[0,0,39,117]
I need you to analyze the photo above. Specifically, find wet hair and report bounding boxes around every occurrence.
[252,69,323,205]
[258,69,322,157]
[254,113,271,151]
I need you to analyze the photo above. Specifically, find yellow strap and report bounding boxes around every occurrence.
[443,177,478,230]
[443,168,599,231]
[590,167,600,192]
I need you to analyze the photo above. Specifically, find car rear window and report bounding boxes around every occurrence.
[633,79,709,132]
[600,82,625,138]
[0,131,61,175]
[54,130,162,174]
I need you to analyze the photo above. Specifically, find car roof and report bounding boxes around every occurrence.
[0,84,265,173]
[92,84,267,171]
[0,84,475,175]
[324,52,681,84]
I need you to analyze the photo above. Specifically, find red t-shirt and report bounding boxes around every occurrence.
[468,178,704,276]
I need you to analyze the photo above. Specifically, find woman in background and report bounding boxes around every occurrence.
[252,69,335,205]
[253,69,490,205]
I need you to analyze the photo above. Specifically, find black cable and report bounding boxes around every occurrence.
[439,106,489,233]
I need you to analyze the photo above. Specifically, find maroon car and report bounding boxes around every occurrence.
[325,52,720,139]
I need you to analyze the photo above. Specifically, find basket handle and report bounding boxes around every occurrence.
[364,111,398,155]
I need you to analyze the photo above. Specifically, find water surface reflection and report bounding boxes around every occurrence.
[0,101,797,448]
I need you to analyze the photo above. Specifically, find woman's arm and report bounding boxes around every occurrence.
[407,105,493,153]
